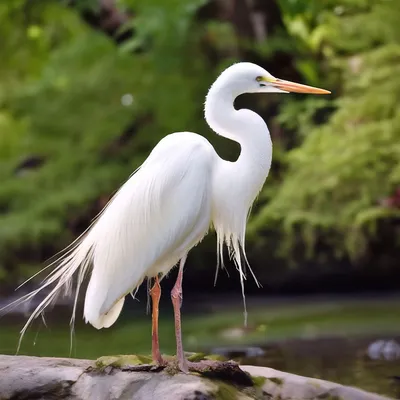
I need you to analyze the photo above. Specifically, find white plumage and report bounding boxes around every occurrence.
[5,62,329,371]
[84,133,214,328]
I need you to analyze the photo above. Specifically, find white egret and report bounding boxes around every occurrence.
[7,62,330,372]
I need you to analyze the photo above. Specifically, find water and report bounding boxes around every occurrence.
[1,295,400,397]
[221,337,400,398]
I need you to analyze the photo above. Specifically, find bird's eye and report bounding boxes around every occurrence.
[256,76,266,87]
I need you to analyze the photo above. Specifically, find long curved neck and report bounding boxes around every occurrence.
[204,81,273,303]
[204,83,273,203]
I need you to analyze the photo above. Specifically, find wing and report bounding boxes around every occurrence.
[7,132,215,340]
[83,132,215,324]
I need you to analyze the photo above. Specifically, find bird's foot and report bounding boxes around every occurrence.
[93,354,252,384]
[153,352,167,367]
[178,357,189,374]
[172,352,228,374]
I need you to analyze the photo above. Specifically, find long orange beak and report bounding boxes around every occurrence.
[272,78,331,94]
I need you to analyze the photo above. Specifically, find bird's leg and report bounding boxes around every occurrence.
[150,275,164,365]
[171,256,188,373]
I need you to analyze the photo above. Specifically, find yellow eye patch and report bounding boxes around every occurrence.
[256,76,276,83]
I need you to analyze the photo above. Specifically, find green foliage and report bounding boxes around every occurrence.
[0,0,214,279]
[1,0,399,281]
[251,0,400,259]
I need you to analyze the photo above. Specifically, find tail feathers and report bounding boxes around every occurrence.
[86,297,125,329]
[0,231,95,352]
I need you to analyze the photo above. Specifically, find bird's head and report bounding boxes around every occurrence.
[216,62,330,96]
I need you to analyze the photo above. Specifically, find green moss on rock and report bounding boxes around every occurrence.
[251,375,267,388]
[95,354,153,369]
[214,381,243,400]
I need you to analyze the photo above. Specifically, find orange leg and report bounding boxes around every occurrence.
[150,276,164,365]
[171,256,188,372]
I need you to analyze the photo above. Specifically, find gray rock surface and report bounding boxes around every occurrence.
[242,365,393,400]
[0,355,393,400]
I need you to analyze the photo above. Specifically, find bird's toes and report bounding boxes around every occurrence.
[179,360,189,374]
[157,357,168,367]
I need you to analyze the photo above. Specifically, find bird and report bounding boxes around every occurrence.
[6,62,330,373]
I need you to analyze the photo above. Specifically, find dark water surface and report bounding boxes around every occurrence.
[222,336,400,398]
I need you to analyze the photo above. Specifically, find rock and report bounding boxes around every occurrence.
[0,355,393,400]
[367,339,400,361]
[241,365,393,400]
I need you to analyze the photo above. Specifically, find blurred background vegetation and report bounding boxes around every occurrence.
[1,0,399,292]
[1,0,400,396]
